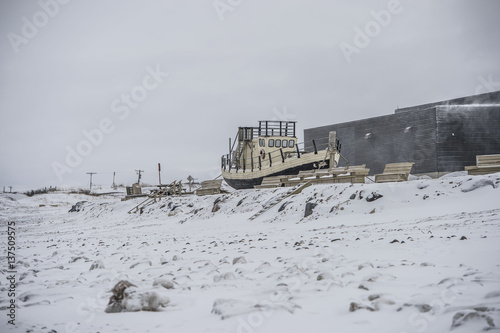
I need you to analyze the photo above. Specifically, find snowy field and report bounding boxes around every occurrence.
[1,172,500,333]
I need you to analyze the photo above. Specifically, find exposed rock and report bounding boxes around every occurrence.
[219,256,230,264]
[417,182,430,189]
[170,205,181,212]
[232,256,247,265]
[278,201,291,212]
[68,201,87,213]
[403,303,432,313]
[304,202,318,217]
[358,262,374,270]
[89,260,105,271]
[212,203,220,213]
[390,239,399,244]
[349,193,357,200]
[349,302,376,312]
[420,262,435,267]
[129,260,152,269]
[451,311,495,329]
[460,236,467,240]
[366,192,383,202]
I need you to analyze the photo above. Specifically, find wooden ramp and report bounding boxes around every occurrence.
[249,181,313,221]
[128,181,182,214]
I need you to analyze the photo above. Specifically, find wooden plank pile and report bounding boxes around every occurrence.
[255,165,370,189]
[465,154,500,175]
[374,162,414,183]
[196,179,223,196]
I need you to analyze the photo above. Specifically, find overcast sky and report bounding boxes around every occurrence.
[1,0,499,189]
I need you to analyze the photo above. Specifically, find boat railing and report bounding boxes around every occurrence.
[222,135,334,173]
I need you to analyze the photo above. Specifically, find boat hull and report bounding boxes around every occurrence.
[223,160,330,190]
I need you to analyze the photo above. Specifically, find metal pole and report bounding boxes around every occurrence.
[312,140,318,154]
[280,148,285,163]
[296,143,300,158]
[158,163,162,185]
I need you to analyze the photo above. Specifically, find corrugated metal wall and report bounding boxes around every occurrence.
[436,106,500,172]
[304,91,500,176]
[304,109,438,175]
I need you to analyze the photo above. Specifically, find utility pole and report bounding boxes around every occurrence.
[157,163,162,185]
[112,172,117,189]
[86,172,96,190]
[135,170,144,184]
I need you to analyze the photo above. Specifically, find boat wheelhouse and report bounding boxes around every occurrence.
[221,120,341,189]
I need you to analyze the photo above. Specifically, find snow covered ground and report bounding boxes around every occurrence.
[1,172,499,333]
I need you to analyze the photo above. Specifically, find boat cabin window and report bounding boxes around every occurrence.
[268,139,274,147]
[275,139,281,148]
[289,140,295,148]
[259,139,265,147]
[282,140,288,148]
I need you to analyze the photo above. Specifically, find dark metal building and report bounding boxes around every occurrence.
[304,91,500,176]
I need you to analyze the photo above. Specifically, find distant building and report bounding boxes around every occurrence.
[304,91,500,176]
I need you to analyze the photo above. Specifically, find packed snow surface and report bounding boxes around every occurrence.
[1,172,500,333]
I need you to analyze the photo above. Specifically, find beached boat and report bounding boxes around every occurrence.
[221,121,341,189]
